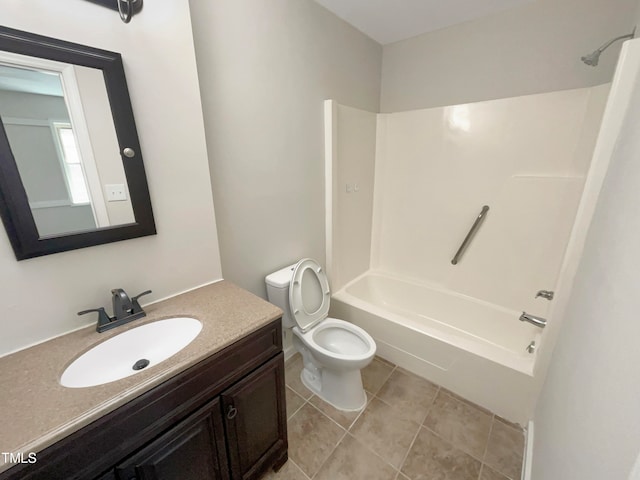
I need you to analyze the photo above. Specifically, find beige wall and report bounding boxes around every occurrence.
[189,0,382,297]
[0,0,222,355]
[531,39,640,479]
[381,0,638,112]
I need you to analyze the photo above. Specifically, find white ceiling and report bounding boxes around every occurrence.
[314,0,534,45]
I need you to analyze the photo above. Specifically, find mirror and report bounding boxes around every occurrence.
[0,26,155,260]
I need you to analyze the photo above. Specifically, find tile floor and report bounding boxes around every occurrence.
[262,355,525,480]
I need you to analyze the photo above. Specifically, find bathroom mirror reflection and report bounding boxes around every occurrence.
[0,26,155,260]
[0,57,135,237]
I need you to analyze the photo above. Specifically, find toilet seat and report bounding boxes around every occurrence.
[289,258,331,332]
[293,317,376,362]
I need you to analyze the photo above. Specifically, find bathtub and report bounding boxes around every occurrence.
[330,271,542,424]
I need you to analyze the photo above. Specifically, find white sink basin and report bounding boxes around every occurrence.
[60,317,202,388]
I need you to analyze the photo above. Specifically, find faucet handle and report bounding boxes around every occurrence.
[78,307,113,331]
[535,290,554,300]
[131,290,152,314]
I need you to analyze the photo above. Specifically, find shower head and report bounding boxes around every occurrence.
[581,50,601,67]
[581,27,636,67]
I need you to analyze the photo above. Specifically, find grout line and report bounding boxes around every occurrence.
[306,394,400,477]
[482,415,495,463]
[395,385,441,477]
[345,394,370,431]
[309,429,349,479]
[420,390,493,464]
[367,362,396,397]
[419,385,440,426]
[346,431,401,477]
[287,400,307,421]
[478,414,496,479]
[397,421,423,478]
[306,398,351,432]
[284,384,310,421]
[287,458,312,480]
[477,464,485,480]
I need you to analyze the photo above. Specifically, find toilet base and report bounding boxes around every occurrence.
[300,366,367,412]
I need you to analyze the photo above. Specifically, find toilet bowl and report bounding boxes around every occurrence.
[265,258,376,411]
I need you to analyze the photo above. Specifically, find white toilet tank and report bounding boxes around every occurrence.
[265,263,297,328]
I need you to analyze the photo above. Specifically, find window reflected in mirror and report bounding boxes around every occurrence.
[0,55,135,238]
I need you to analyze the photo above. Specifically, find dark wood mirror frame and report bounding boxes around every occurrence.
[84,0,143,15]
[0,26,156,260]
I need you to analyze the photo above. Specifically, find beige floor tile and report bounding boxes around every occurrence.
[401,427,481,480]
[260,459,309,480]
[285,355,313,400]
[287,403,345,478]
[314,433,397,480]
[362,357,395,394]
[484,419,524,479]
[309,394,365,429]
[479,464,511,480]
[376,368,439,424]
[284,353,301,369]
[286,386,306,420]
[350,397,420,469]
[423,390,492,459]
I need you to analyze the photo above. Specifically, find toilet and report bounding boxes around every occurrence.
[266,258,376,411]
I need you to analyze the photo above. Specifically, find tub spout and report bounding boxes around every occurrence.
[519,312,547,328]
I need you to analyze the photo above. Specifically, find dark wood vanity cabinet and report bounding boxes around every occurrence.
[114,397,229,480]
[222,357,286,480]
[1,319,287,480]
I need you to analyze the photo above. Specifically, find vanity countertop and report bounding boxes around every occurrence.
[0,280,282,474]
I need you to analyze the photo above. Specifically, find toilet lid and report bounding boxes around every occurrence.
[289,258,331,332]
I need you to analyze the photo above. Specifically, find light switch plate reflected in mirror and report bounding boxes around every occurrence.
[105,184,128,202]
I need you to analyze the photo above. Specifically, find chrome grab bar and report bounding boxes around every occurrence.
[451,205,489,265]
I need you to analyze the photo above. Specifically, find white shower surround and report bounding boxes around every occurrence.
[325,84,610,423]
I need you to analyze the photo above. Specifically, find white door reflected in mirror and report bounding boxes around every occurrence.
[0,52,135,237]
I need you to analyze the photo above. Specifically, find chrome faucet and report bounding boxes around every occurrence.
[78,288,152,332]
[519,312,547,328]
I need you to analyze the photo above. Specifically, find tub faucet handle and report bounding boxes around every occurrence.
[535,290,554,300]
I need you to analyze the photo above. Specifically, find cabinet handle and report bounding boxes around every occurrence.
[227,405,238,420]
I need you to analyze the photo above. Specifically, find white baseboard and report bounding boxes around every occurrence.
[283,344,296,361]
[522,420,534,480]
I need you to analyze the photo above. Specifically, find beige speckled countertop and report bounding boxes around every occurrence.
[0,280,282,474]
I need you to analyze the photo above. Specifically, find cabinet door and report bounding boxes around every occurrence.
[114,397,229,480]
[222,353,287,480]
